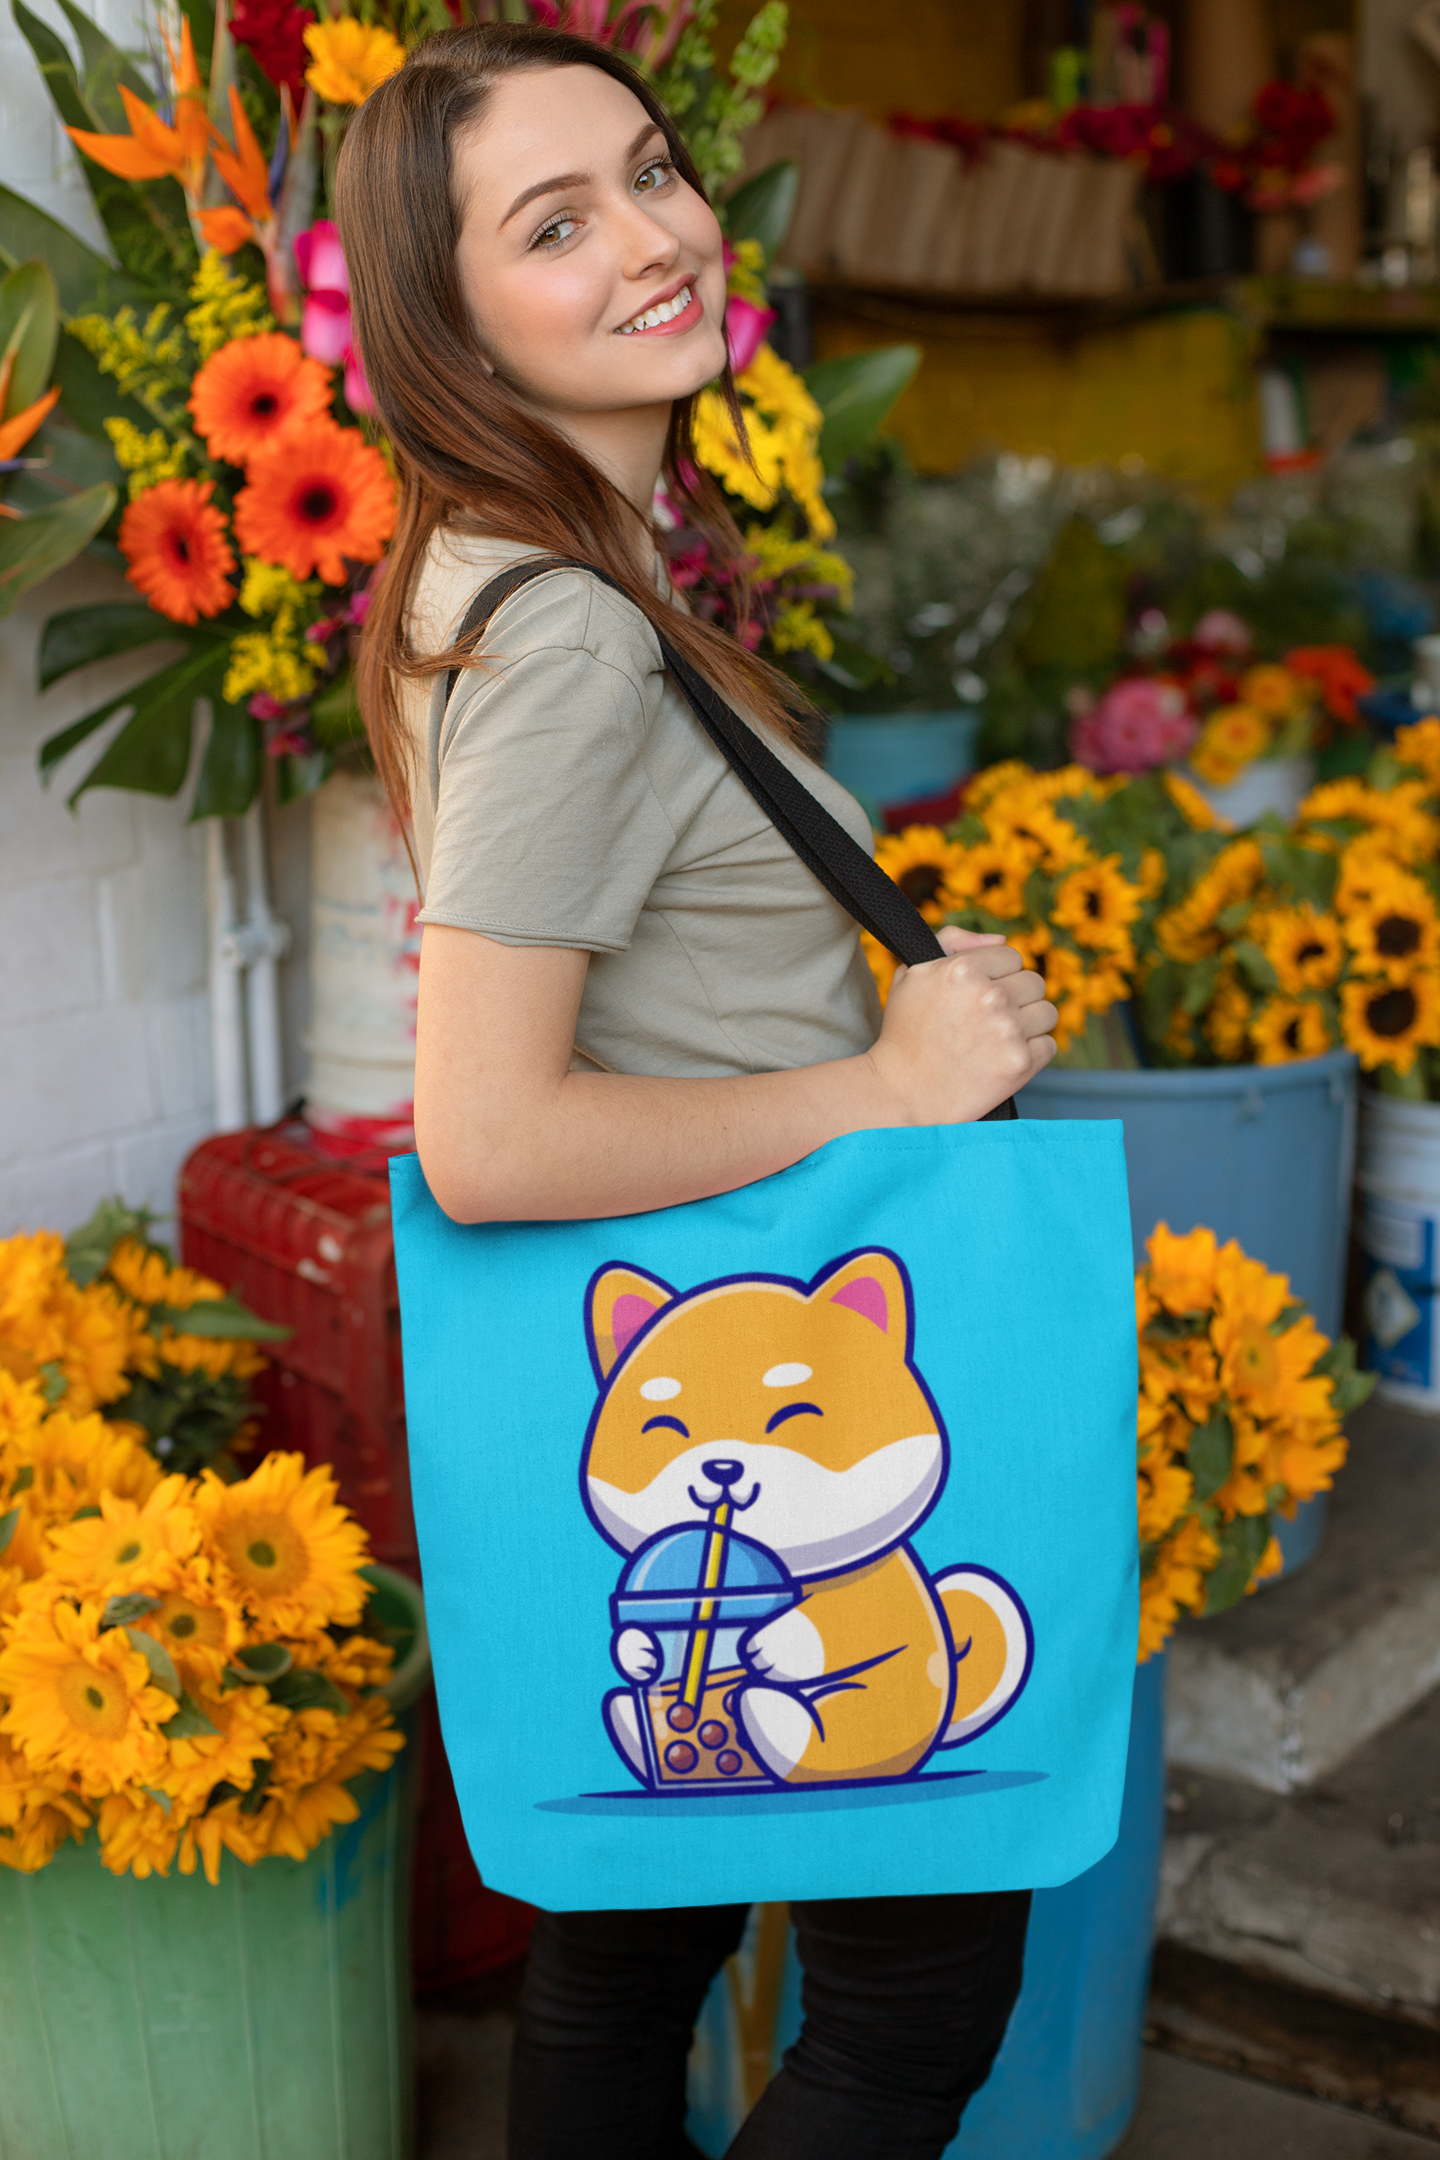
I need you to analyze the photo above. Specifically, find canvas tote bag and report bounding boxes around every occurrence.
[391,559,1139,1912]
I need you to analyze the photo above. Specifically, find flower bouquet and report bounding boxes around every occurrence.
[1135,1223,1370,1660]
[0,1205,406,1882]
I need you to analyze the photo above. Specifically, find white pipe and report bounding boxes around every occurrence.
[206,820,249,1133]
[241,800,289,1125]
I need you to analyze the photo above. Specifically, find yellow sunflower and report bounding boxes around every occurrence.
[1138,1515,1219,1662]
[875,827,970,925]
[47,1476,199,1593]
[156,1679,288,1817]
[1341,867,1440,983]
[1254,904,1344,993]
[1393,715,1440,786]
[1050,854,1142,954]
[1163,770,1224,831]
[1250,996,1332,1066]
[0,1732,90,1872]
[1155,840,1266,963]
[1033,942,1091,1051]
[1340,973,1440,1074]
[1334,833,1402,912]
[987,797,1091,875]
[965,761,1033,812]
[95,1790,182,1879]
[1238,663,1304,719]
[0,1595,175,1794]
[860,929,899,1009]
[1302,778,1440,863]
[943,839,1032,920]
[195,1452,370,1635]
[129,1553,247,1680]
[1137,847,1167,899]
[1145,1223,1218,1316]
[1190,704,1271,786]
[251,1697,404,1864]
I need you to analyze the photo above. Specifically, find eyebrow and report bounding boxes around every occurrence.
[499,121,666,229]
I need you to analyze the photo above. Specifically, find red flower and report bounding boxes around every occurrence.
[230,0,314,112]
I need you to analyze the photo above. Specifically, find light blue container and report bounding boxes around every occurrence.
[686,1657,1166,2160]
[1022,1048,1358,1572]
[823,711,983,824]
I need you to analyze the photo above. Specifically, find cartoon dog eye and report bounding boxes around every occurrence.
[642,1414,690,1437]
[765,1402,823,1432]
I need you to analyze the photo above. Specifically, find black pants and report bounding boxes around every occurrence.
[508,1890,1032,2160]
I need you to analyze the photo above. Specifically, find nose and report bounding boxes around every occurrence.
[702,1458,744,1489]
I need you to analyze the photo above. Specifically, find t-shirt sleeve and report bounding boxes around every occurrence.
[417,577,679,953]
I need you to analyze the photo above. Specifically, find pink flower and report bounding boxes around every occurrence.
[1069,676,1198,775]
[1191,609,1253,657]
[293,219,374,414]
[726,293,777,375]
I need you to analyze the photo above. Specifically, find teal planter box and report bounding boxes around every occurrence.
[823,712,983,823]
[1022,1049,1358,1572]
[0,1568,429,2160]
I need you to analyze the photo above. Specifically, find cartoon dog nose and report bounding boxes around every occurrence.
[702,1458,744,1488]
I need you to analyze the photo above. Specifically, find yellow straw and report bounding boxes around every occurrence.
[680,1497,732,1710]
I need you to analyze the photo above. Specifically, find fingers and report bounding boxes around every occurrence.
[1007,968,1049,1007]
[936,926,1007,955]
[1018,997,1059,1040]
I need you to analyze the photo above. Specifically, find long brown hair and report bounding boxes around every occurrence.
[335,22,811,817]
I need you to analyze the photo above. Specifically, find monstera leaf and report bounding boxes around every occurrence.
[0,483,115,619]
[803,345,921,473]
[722,160,799,263]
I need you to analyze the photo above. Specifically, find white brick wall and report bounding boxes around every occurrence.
[0,0,311,1243]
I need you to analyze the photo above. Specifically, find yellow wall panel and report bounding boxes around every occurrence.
[717,0,1024,124]
[812,303,1265,500]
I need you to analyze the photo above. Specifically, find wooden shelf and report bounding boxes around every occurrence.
[803,274,1440,339]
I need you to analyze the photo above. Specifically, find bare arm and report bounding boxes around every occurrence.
[415,924,1058,1223]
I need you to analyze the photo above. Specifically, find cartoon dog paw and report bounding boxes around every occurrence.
[742,1605,825,1684]
[738,1685,819,1781]
[612,1626,662,1683]
[603,1688,648,1776]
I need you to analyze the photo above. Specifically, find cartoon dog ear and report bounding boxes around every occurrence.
[812,1251,911,1347]
[586,1265,675,1382]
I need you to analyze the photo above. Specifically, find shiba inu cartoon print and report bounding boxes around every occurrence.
[580,1248,1034,1796]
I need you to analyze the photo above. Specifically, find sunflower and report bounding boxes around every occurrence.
[1205,968,1252,1060]
[1138,1515,1218,1663]
[1238,663,1304,720]
[303,18,404,104]
[860,929,899,1009]
[0,1596,174,1794]
[875,827,969,924]
[118,478,235,624]
[188,332,332,466]
[251,1697,404,1863]
[1253,904,1344,993]
[1341,869,1440,983]
[1189,704,1271,786]
[1137,847,1167,899]
[1050,855,1141,953]
[1155,839,1266,963]
[47,1477,199,1592]
[156,1678,288,1817]
[1250,996,1332,1065]
[1302,778,1440,864]
[986,796,1090,875]
[123,1553,246,1680]
[1162,771,1224,831]
[0,1734,90,1873]
[194,1452,370,1634]
[1394,716,1440,786]
[233,421,396,584]
[94,1790,181,1879]
[1032,942,1090,1051]
[1145,1223,1218,1316]
[107,1241,226,1314]
[943,839,1031,920]
[1340,973,1440,1074]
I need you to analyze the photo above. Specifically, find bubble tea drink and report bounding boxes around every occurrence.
[609,1465,797,1792]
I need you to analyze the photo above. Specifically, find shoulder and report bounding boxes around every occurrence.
[412,526,664,692]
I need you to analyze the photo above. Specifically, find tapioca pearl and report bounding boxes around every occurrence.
[715,1749,744,1776]
[664,1741,698,1774]
[698,1720,728,1750]
[723,1688,741,1716]
[667,1702,696,1732]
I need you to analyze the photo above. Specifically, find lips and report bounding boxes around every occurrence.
[617,281,696,336]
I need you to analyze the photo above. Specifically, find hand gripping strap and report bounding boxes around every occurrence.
[444,556,1016,1121]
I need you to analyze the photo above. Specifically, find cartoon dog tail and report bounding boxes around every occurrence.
[933,1567,1034,1747]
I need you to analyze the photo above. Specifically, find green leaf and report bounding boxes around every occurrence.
[720,158,798,261]
[276,749,331,804]
[1186,1410,1234,1502]
[54,0,157,127]
[70,1504,101,1519]
[0,183,139,316]
[39,603,180,690]
[1180,952,1220,1019]
[124,1625,181,1698]
[309,667,364,749]
[38,1362,67,1404]
[64,1194,159,1284]
[0,484,116,620]
[1232,937,1279,996]
[238,1758,272,1814]
[803,344,921,473]
[161,1690,221,1740]
[191,697,261,819]
[11,1465,34,1495]
[101,1591,162,1628]
[11,1,95,136]
[268,1667,349,1714]
[45,639,229,804]
[0,258,59,419]
[152,1293,289,1342]
[233,1642,292,1681]
[0,1506,18,1558]
[1202,1515,1272,1616]
[52,327,153,442]
[1313,1334,1378,1414]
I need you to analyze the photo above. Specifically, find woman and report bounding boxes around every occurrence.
[337,25,1057,2158]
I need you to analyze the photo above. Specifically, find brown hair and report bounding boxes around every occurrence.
[335,21,811,817]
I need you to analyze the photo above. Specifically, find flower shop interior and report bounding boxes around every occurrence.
[2,0,1440,2154]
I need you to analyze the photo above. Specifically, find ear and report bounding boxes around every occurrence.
[586,1265,675,1382]
[812,1250,910,1347]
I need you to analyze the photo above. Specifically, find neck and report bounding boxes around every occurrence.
[549,398,672,570]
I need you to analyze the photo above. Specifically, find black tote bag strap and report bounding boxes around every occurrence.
[444,555,1016,1121]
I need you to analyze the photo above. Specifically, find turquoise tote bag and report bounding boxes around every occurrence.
[391,1118,1137,1912]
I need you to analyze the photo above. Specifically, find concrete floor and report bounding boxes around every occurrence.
[413,2013,1440,2158]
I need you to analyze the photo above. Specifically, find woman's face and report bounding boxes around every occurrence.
[452,65,729,430]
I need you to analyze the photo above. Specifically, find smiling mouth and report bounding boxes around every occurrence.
[687,1478,759,1513]
[617,283,695,335]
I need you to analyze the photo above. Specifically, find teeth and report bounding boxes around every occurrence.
[619,285,692,335]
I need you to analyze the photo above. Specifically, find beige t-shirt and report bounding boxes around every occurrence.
[404,527,882,1079]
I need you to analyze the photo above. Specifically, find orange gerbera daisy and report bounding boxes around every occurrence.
[118,478,235,624]
[233,422,396,584]
[189,333,332,465]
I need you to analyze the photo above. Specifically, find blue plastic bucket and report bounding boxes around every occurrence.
[823,712,983,824]
[686,1657,1166,2160]
[1021,1049,1358,1571]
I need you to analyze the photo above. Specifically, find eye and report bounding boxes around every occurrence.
[634,158,675,196]
[642,1414,690,1437]
[766,1402,822,1433]
[531,213,578,251]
